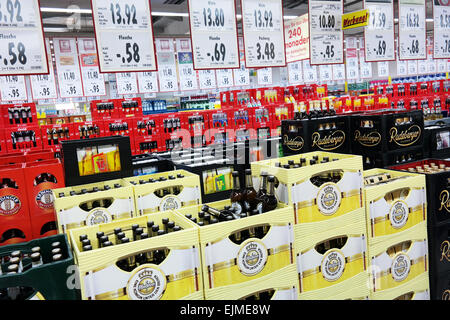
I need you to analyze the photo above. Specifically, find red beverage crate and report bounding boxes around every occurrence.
[0,129,5,155]
[103,118,135,151]
[1,103,38,128]
[5,126,43,153]
[90,99,121,120]
[41,123,75,152]
[0,218,32,246]
[25,150,56,163]
[272,104,294,128]
[118,97,143,119]
[133,135,163,155]
[73,121,105,140]
[250,106,274,140]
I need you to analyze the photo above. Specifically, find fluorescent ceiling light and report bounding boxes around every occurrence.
[40,7,92,14]
[152,12,189,17]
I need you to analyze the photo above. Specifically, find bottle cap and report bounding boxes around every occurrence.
[114,228,122,235]
[96,232,104,239]
[117,232,126,239]
[132,224,139,231]
[157,230,166,236]
[245,169,252,174]
[162,218,169,225]
[52,254,63,261]
[121,238,130,244]
[79,235,88,242]
[173,226,182,232]
[31,246,41,253]
[152,225,160,232]
[51,242,61,248]
[232,171,239,177]
[167,221,175,229]
[140,233,149,239]
[83,245,93,251]
[198,221,205,227]
[147,221,154,228]
[81,239,91,246]
[100,235,108,243]
[31,252,41,262]
[103,241,113,247]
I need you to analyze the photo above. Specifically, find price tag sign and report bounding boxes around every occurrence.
[427,57,437,73]
[216,69,234,88]
[157,52,179,92]
[332,64,345,80]
[188,0,239,69]
[398,0,426,60]
[346,44,359,80]
[418,58,427,74]
[233,62,250,86]
[437,58,447,72]
[309,0,344,65]
[364,0,395,61]
[177,52,198,91]
[303,59,318,83]
[241,0,286,68]
[288,62,303,84]
[0,0,48,75]
[359,41,373,79]
[116,72,138,95]
[0,75,27,101]
[30,39,58,101]
[53,38,84,98]
[397,58,408,75]
[433,1,450,59]
[285,14,310,63]
[137,71,158,93]
[257,67,273,85]
[91,0,157,72]
[198,70,217,89]
[319,64,332,82]
[377,61,389,77]
[407,60,418,74]
[77,38,106,97]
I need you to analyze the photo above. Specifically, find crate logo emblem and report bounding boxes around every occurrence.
[438,190,450,213]
[443,289,450,300]
[440,240,450,262]
[311,130,345,151]
[86,208,112,226]
[237,239,268,276]
[127,265,167,300]
[317,183,342,215]
[160,196,182,211]
[389,201,409,229]
[283,135,304,151]
[354,130,381,147]
[0,195,21,216]
[36,189,54,209]
[389,125,421,147]
[391,253,411,282]
[321,249,346,281]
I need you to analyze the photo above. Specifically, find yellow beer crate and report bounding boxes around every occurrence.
[368,226,429,298]
[295,216,369,300]
[251,152,365,235]
[363,169,427,246]
[53,179,136,234]
[371,274,430,300]
[69,211,203,300]
[322,288,369,300]
[176,200,296,300]
[123,170,201,215]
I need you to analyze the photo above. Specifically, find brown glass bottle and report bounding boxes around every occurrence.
[261,176,278,213]
[243,169,257,212]
[230,171,244,215]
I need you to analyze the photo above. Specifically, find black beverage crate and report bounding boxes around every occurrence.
[281,115,350,156]
[430,270,450,300]
[361,145,425,169]
[131,153,174,176]
[424,125,450,159]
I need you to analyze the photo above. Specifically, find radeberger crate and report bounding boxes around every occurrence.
[251,152,364,235]
[176,200,296,300]
[69,211,203,300]
[123,170,201,215]
[53,179,135,234]
[296,218,369,300]
[430,271,450,300]
[363,169,427,246]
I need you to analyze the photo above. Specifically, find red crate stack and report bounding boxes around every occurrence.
[272,104,294,131]
[25,150,56,163]
[132,115,162,155]
[41,123,75,152]
[24,159,65,239]
[90,99,121,120]
[0,129,6,155]
[204,109,235,145]
[5,126,43,153]
[232,107,253,142]
[186,111,208,148]
[250,106,274,140]
[1,103,38,128]
[0,163,32,246]
[104,118,135,151]
[73,121,105,140]
[118,97,143,119]
[160,112,189,151]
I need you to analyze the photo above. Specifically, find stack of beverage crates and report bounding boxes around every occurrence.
[251,151,368,300]
[362,169,429,300]
[390,160,450,300]
[0,150,64,246]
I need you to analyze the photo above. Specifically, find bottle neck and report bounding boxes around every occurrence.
[260,175,268,191]
[245,174,253,189]
[267,181,275,196]
[233,175,241,191]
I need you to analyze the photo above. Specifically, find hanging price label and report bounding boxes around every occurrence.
[288,62,303,84]
[241,0,286,68]
[0,75,27,101]
[332,63,345,80]
[157,52,178,92]
[303,59,318,83]
[188,0,239,69]
[53,38,84,98]
[77,38,106,97]
[177,52,198,91]
[91,0,157,72]
[216,69,234,88]
[407,60,418,75]
[397,58,407,75]
[257,68,273,85]
[359,41,373,79]
[418,58,427,74]
[319,64,332,82]
[377,61,389,77]
[233,62,250,86]
[116,72,138,95]
[398,0,426,60]
[433,1,450,59]
[309,0,344,65]
[137,71,158,93]
[0,0,48,75]
[30,39,58,101]
[437,58,447,72]
[198,69,217,89]
[364,0,395,61]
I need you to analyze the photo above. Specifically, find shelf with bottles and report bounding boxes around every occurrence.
[40,123,75,152]
[142,99,167,115]
[118,97,142,119]
[176,197,296,300]
[0,234,80,300]
[52,179,136,235]
[179,94,211,111]
[360,145,425,170]
[132,115,161,140]
[69,211,203,300]
[90,99,121,120]
[72,121,105,140]
[1,103,38,129]
[185,110,209,137]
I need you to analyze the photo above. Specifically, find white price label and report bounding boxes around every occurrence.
[364,0,395,61]
[288,62,303,84]
[332,63,345,80]
[116,72,138,95]
[377,61,389,77]
[433,2,450,59]
[198,70,217,89]
[30,39,57,101]
[77,38,106,97]
[418,58,427,74]
[91,0,157,72]
[407,60,418,75]
[177,52,198,91]
[397,59,408,75]
[285,14,310,62]
[346,46,359,80]
[188,0,239,69]
[241,0,286,68]
[157,52,179,92]
[309,0,344,64]
[303,59,318,83]
[233,63,250,86]
[437,58,447,72]
[137,71,158,93]
[0,75,27,101]
[359,43,373,79]
[398,0,426,60]
[426,57,436,73]
[319,64,332,82]
[257,68,273,85]
[53,38,84,98]
[0,0,48,75]
[216,69,234,88]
